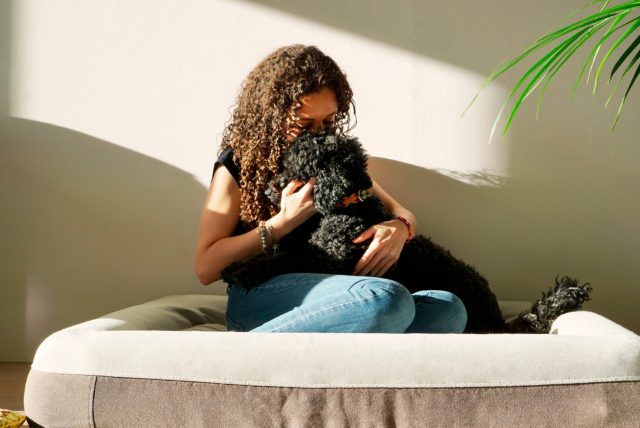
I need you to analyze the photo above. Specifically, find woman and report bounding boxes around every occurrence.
[195,44,467,333]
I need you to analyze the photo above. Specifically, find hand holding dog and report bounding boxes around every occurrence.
[351,219,410,277]
[271,177,318,237]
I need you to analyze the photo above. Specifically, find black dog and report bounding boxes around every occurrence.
[221,132,592,333]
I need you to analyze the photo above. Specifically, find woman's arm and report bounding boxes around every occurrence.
[195,165,317,285]
[194,166,263,285]
[351,178,417,277]
[370,179,417,236]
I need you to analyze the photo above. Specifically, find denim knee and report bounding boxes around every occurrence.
[448,293,468,333]
[355,278,416,333]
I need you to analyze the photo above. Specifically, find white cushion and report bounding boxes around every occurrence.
[30,294,640,388]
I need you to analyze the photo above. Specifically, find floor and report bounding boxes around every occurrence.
[0,362,30,426]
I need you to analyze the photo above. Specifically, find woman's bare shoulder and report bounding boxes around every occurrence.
[197,165,241,250]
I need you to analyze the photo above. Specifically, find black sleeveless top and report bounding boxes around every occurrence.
[212,146,241,185]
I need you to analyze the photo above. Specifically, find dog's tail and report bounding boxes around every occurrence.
[507,275,593,333]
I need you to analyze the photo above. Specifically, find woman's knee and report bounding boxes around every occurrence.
[349,277,415,333]
[443,292,468,333]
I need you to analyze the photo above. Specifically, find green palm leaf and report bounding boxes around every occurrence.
[606,36,640,108]
[611,53,640,128]
[609,32,640,80]
[593,17,640,93]
[538,17,614,120]
[576,11,631,95]
[466,0,640,137]
[461,3,632,116]
[502,30,590,136]
[486,30,589,142]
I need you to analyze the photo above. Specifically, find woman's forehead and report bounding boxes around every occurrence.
[297,88,338,118]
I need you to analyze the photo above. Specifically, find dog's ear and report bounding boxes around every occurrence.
[332,135,370,183]
[312,134,373,215]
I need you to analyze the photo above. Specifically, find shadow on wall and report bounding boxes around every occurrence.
[244,0,566,75]
[0,117,213,361]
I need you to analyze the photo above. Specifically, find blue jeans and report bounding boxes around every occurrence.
[225,273,467,333]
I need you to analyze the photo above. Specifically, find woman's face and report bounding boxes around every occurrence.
[285,87,339,142]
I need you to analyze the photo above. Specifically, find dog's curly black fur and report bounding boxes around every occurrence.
[221,132,592,333]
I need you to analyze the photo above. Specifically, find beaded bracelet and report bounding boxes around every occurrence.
[257,221,270,253]
[393,215,414,243]
[265,221,279,253]
[258,220,279,254]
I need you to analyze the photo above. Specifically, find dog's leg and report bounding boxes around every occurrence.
[309,214,369,274]
[509,275,592,333]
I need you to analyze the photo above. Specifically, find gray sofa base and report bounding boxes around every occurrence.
[25,370,639,427]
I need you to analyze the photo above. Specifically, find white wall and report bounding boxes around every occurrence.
[1,0,638,361]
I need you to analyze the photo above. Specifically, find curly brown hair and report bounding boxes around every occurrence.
[219,44,356,231]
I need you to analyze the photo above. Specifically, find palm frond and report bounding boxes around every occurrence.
[611,57,640,128]
[594,17,640,93]
[539,18,614,119]
[610,32,640,79]
[467,0,640,137]
[606,37,640,106]
[577,11,631,94]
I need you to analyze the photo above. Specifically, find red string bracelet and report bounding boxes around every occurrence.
[393,215,414,243]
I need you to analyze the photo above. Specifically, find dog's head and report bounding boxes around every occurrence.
[266,131,373,215]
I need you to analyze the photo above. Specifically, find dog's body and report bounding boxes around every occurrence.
[221,132,591,333]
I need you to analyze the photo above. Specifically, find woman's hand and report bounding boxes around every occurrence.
[352,219,410,277]
[270,177,317,238]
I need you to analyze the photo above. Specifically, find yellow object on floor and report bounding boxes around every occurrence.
[0,410,25,428]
